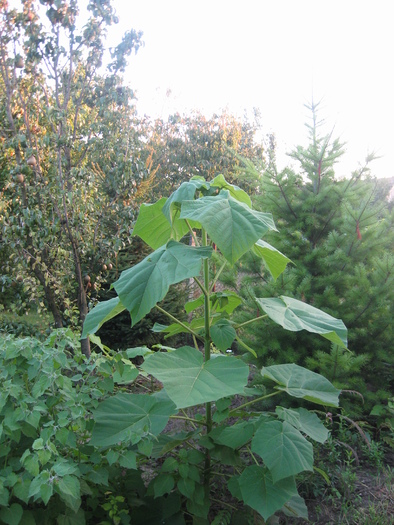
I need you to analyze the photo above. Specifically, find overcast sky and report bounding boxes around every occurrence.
[109,0,394,179]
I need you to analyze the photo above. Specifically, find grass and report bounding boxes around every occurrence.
[284,464,394,525]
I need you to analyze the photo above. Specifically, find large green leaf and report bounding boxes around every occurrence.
[132,198,189,249]
[210,174,252,207]
[113,241,212,326]
[261,364,341,407]
[162,179,210,222]
[235,466,297,521]
[142,346,249,409]
[256,295,347,347]
[252,240,292,280]
[252,420,313,482]
[90,392,176,447]
[276,407,329,444]
[82,297,125,338]
[180,192,277,264]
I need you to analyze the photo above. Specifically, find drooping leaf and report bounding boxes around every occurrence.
[236,466,297,521]
[252,240,292,280]
[82,297,125,338]
[261,364,341,407]
[142,346,249,409]
[210,319,237,351]
[180,192,277,264]
[162,179,211,222]
[113,241,212,326]
[210,174,252,207]
[276,407,329,443]
[252,420,313,482]
[90,392,176,447]
[256,296,347,347]
[88,334,112,354]
[132,198,189,249]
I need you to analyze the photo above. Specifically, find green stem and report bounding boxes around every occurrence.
[234,314,268,329]
[235,335,257,357]
[169,415,206,427]
[229,391,281,415]
[246,445,260,466]
[210,498,238,511]
[155,304,203,341]
[193,276,209,296]
[192,334,199,352]
[203,231,211,364]
[209,260,227,293]
[202,228,212,487]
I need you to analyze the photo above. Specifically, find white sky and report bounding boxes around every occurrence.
[109,0,394,179]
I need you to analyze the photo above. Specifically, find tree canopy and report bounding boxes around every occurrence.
[0,0,149,355]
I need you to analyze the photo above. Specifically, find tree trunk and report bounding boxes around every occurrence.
[70,240,91,358]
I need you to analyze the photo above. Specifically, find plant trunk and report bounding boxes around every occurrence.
[77,282,90,358]
[202,229,212,488]
[30,257,64,328]
[66,232,91,357]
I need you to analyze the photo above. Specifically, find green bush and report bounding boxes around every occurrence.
[0,329,142,524]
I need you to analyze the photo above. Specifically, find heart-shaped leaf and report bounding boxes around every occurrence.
[211,319,237,351]
[252,420,313,482]
[142,346,249,408]
[113,241,212,326]
[180,192,277,264]
[236,466,297,521]
[0,503,23,525]
[91,392,176,447]
[256,295,347,347]
[261,363,341,407]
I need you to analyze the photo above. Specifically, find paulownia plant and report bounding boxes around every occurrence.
[82,175,348,523]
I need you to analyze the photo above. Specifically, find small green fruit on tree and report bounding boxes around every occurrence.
[83,175,348,522]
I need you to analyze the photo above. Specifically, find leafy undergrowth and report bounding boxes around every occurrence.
[0,330,393,524]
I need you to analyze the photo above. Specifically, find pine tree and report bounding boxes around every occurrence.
[235,102,394,412]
